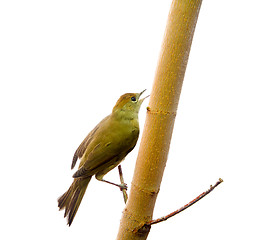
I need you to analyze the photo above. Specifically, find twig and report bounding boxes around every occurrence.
[118,165,128,203]
[145,178,223,227]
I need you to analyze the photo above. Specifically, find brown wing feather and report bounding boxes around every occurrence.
[71,116,109,169]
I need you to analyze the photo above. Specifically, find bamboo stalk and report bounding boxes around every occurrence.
[116,1,203,239]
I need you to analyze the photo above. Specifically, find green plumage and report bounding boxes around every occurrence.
[58,90,148,226]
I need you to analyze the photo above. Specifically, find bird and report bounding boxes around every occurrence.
[58,90,148,226]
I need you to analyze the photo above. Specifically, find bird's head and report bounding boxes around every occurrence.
[112,89,149,120]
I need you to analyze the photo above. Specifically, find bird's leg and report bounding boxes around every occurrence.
[95,165,128,191]
[99,179,128,191]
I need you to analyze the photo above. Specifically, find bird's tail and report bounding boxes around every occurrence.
[58,177,91,226]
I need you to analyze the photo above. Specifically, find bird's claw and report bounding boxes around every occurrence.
[119,183,128,191]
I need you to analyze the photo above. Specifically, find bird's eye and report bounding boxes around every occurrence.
[131,96,136,102]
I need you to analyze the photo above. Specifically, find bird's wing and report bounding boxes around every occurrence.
[71,116,109,169]
[72,141,119,178]
[72,117,139,178]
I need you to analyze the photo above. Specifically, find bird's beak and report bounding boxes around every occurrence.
[139,89,150,103]
[139,89,146,96]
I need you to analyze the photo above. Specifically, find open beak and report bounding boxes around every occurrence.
[139,89,150,103]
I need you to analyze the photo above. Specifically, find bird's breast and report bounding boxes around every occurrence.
[112,119,139,147]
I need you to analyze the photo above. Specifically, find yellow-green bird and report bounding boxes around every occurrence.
[58,90,148,226]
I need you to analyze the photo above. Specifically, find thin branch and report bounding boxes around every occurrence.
[118,165,128,203]
[145,178,223,227]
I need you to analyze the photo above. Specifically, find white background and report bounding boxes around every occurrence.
[1,1,271,239]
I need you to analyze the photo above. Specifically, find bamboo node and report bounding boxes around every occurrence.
[131,182,160,196]
[146,107,176,116]
[133,222,151,235]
